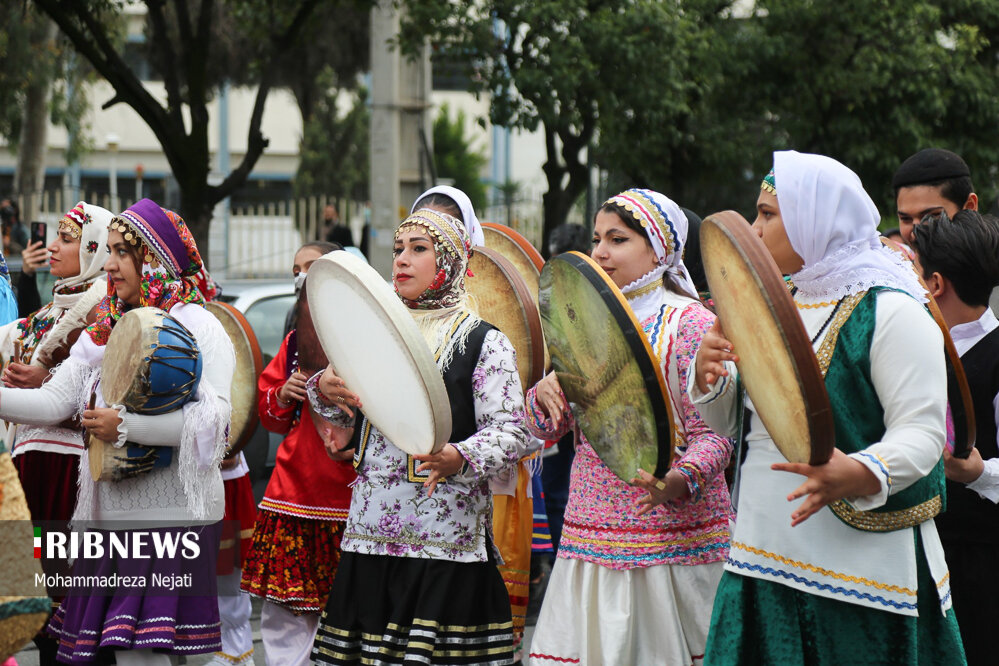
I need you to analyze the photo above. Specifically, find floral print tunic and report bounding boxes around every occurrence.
[310,328,535,563]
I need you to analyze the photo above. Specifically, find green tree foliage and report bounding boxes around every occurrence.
[294,78,369,201]
[432,104,487,211]
[33,0,322,256]
[0,4,97,169]
[404,0,999,229]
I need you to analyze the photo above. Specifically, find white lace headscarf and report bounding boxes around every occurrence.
[773,150,927,303]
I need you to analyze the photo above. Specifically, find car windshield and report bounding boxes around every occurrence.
[244,294,295,360]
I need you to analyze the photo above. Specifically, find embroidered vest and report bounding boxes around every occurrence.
[352,318,495,478]
[822,288,946,532]
[936,326,999,543]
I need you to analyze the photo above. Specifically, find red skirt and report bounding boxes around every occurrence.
[13,449,78,523]
[217,474,257,576]
[240,509,345,612]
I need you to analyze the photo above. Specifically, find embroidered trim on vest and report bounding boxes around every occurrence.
[815,291,866,377]
[828,495,942,532]
[352,419,373,471]
[345,513,484,553]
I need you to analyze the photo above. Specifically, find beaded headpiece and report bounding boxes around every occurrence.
[88,199,206,345]
[761,169,777,195]
[394,208,472,310]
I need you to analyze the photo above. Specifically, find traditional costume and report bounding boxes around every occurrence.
[240,292,355,665]
[308,208,533,665]
[693,151,965,664]
[526,189,733,665]
[0,199,234,664]
[935,307,999,665]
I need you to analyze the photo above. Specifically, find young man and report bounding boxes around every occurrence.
[910,210,999,666]
[892,148,977,244]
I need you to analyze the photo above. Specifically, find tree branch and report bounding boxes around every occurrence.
[146,0,185,127]
[212,0,320,203]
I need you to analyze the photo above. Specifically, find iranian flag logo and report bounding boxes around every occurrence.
[34,527,41,558]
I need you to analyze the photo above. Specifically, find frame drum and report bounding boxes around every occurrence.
[481,222,550,371]
[206,302,263,458]
[701,211,835,465]
[467,247,545,390]
[540,251,674,481]
[306,251,452,456]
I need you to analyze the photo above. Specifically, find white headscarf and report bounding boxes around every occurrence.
[773,150,927,303]
[410,185,485,247]
[52,202,114,306]
[603,188,700,300]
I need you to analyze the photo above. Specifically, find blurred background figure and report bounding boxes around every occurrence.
[322,204,354,248]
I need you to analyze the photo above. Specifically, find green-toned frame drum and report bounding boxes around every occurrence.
[467,246,545,391]
[206,301,263,459]
[539,251,674,481]
[701,211,835,465]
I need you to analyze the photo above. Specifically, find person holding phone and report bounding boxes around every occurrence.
[17,222,50,317]
[0,202,112,663]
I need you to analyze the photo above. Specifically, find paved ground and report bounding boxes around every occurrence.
[14,597,538,664]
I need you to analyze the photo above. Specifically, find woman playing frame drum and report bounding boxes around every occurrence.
[0,199,234,665]
[692,151,965,664]
[308,208,534,665]
[526,190,734,666]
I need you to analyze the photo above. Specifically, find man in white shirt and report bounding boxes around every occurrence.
[910,209,999,666]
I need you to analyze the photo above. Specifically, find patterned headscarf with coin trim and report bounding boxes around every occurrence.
[394,207,473,311]
[87,198,206,345]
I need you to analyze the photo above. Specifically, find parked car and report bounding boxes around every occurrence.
[217,279,296,501]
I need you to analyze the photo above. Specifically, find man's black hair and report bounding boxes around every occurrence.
[910,210,999,307]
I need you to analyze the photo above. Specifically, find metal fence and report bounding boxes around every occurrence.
[18,190,545,278]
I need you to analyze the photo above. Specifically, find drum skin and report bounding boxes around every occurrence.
[539,251,673,482]
[306,251,451,456]
[91,307,202,481]
[101,307,203,415]
[206,302,263,458]
[701,211,834,465]
[467,247,545,391]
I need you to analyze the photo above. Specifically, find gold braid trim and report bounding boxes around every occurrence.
[624,279,661,302]
[813,291,866,377]
[829,495,942,532]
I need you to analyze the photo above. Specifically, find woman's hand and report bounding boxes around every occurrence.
[413,444,465,497]
[20,241,48,277]
[2,362,50,389]
[943,446,985,485]
[311,408,356,461]
[771,448,881,526]
[535,372,569,430]
[632,468,690,515]
[82,407,123,442]
[317,364,361,417]
[694,319,738,394]
[277,370,310,404]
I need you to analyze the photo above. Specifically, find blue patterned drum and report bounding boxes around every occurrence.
[89,307,203,482]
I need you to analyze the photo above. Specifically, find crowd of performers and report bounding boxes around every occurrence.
[0,145,997,666]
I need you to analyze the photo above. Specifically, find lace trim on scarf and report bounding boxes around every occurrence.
[790,240,927,304]
[411,298,482,371]
[620,265,667,322]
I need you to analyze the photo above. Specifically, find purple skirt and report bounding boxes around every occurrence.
[46,522,223,664]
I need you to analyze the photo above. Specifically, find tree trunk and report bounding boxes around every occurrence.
[13,20,58,223]
[179,176,214,265]
[539,125,589,257]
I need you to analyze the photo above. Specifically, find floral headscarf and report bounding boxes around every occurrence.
[86,199,206,345]
[394,207,473,310]
[17,202,113,360]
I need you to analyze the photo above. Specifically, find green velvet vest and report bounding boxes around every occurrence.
[821,288,945,532]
